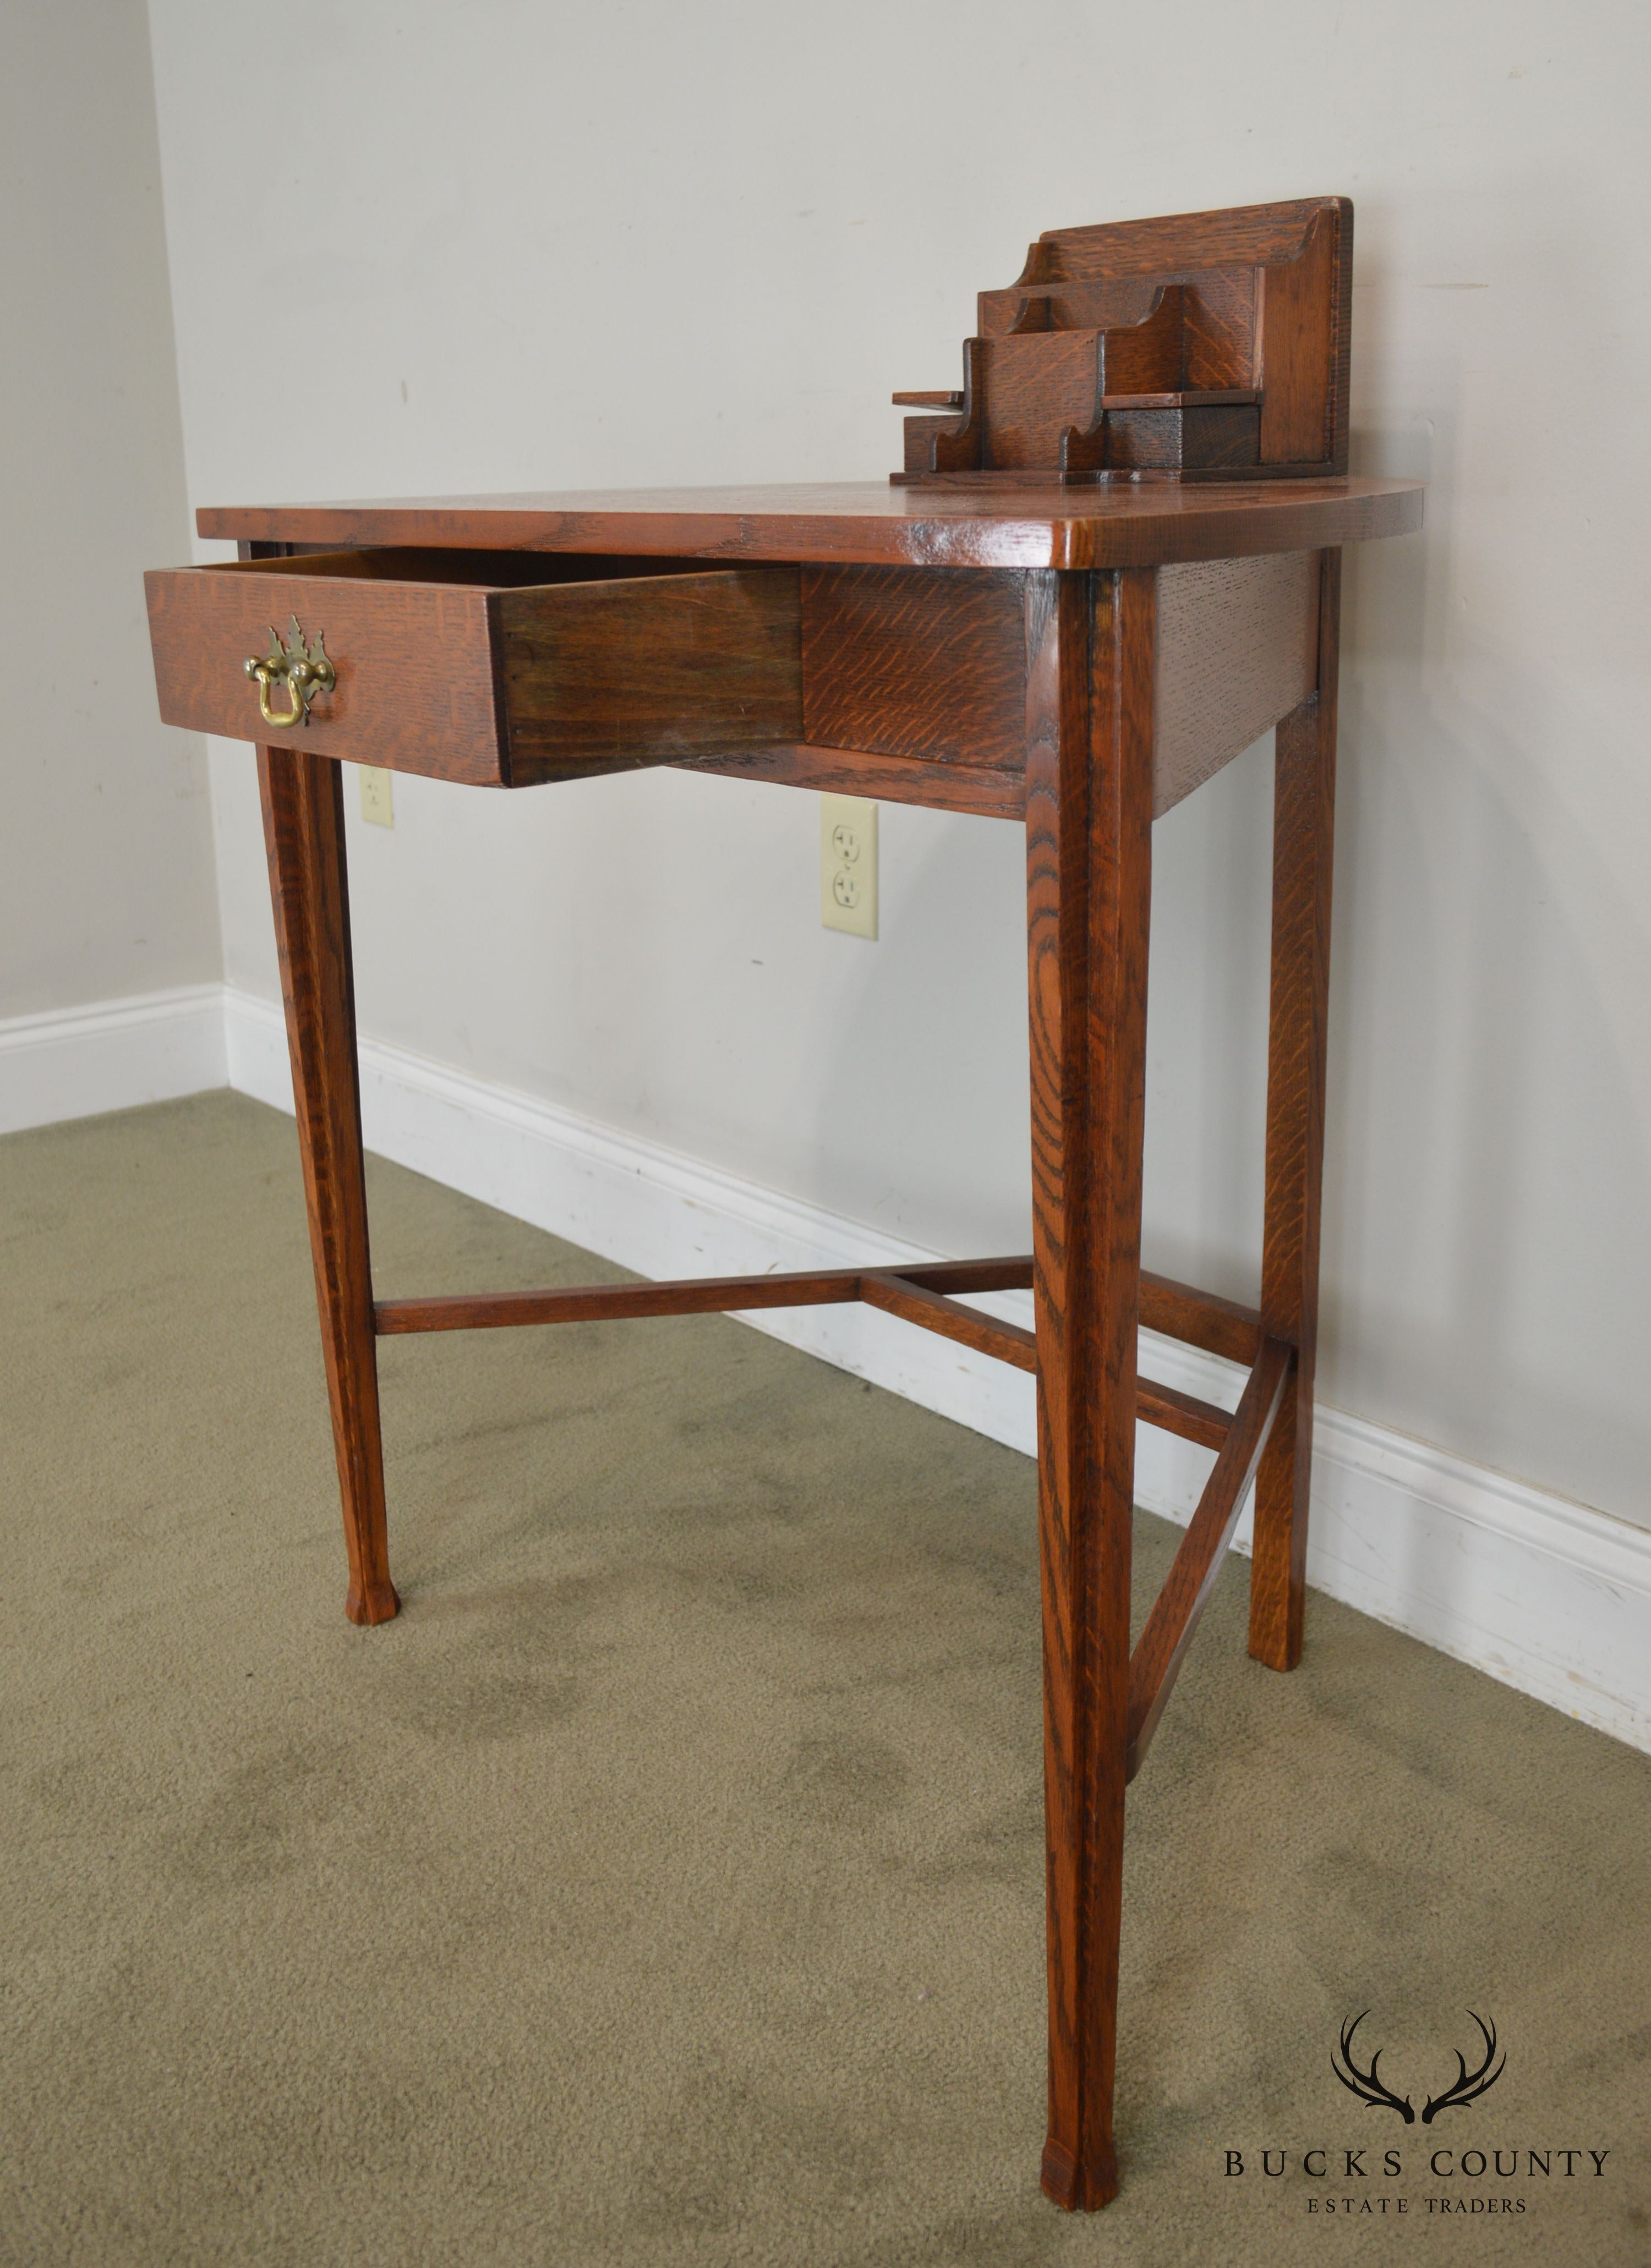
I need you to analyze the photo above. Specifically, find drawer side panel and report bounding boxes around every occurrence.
[497,568,802,781]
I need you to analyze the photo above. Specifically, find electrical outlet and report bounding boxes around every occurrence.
[358,765,393,828]
[820,793,877,939]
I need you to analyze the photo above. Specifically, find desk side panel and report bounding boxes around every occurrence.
[801,566,1029,770]
[1152,550,1318,814]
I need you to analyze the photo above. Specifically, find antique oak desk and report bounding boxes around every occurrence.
[144,200,1421,2211]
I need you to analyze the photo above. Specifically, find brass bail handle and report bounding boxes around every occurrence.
[244,616,335,728]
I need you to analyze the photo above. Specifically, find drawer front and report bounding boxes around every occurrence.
[145,555,803,787]
[146,562,509,783]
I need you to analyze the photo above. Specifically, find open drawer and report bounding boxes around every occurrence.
[144,549,803,787]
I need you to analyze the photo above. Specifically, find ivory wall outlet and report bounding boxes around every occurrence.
[358,765,394,828]
[820,793,877,939]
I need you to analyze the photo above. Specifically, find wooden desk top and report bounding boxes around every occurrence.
[198,477,1422,572]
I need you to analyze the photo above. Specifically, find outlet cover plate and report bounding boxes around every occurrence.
[358,765,394,828]
[820,793,877,939]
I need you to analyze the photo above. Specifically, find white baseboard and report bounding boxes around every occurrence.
[8,982,1645,1751]
[221,981,1651,1756]
[0,983,226,1136]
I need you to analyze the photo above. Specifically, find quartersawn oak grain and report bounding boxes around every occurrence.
[795,550,1319,810]
[1125,1335,1293,1777]
[1138,1269,1263,1366]
[154,543,1330,821]
[1025,566,1155,2213]
[1153,549,1319,814]
[1249,552,1342,1671]
[374,1254,1042,1336]
[149,197,1425,2225]
[801,565,1028,769]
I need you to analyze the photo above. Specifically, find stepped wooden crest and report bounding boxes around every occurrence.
[894,196,1351,484]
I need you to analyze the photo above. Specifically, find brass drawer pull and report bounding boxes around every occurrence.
[245,616,335,728]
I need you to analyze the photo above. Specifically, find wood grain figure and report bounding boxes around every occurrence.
[194,476,1419,571]
[898,197,1353,486]
[801,566,1027,767]
[1024,565,1155,2211]
[141,198,1422,2214]
[1127,1335,1293,1776]
[257,744,397,1626]
[1249,552,1342,1669]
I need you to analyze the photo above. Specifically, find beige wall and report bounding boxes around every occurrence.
[145,1,1650,1529]
[0,0,217,1019]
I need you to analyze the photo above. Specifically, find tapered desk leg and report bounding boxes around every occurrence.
[1025,569,1154,2211]
[258,744,399,1628]
[1249,551,1341,1670]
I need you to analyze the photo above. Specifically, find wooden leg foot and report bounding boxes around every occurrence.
[1249,1390,1305,1673]
[345,1576,401,1627]
[1041,2136,1120,2212]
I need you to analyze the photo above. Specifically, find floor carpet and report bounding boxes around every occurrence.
[1,1092,1646,2265]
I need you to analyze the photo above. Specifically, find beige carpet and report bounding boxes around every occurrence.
[1,1091,1646,2266]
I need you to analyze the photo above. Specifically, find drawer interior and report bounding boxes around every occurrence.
[217,546,716,590]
